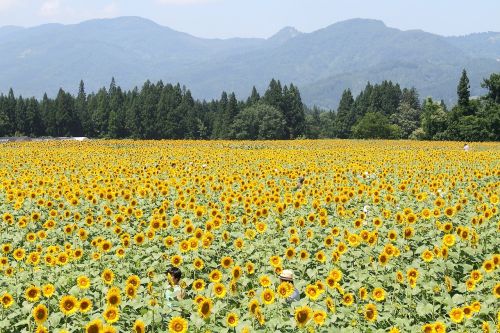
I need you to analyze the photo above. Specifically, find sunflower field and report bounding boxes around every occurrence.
[0,140,499,333]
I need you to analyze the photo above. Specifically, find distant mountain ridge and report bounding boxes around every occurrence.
[0,16,499,108]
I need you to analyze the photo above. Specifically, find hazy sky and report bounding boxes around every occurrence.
[1,0,499,38]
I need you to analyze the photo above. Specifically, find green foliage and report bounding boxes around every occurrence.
[481,73,500,104]
[0,71,499,141]
[352,112,401,139]
[421,98,448,140]
[231,103,285,140]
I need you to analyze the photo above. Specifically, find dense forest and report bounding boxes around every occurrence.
[0,71,498,141]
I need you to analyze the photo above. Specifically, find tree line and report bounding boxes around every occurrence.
[0,71,498,141]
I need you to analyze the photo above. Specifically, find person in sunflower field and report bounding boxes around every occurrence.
[165,267,185,306]
[294,177,305,191]
[279,269,300,303]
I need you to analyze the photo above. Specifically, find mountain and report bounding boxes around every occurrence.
[0,16,499,108]
[268,26,302,45]
[446,32,500,60]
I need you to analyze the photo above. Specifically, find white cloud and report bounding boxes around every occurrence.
[37,1,119,21]
[156,0,219,5]
[0,0,17,11]
[39,0,60,17]
[102,2,119,17]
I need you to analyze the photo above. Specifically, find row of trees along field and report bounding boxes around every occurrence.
[0,71,498,141]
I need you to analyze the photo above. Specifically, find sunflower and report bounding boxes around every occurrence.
[364,303,377,322]
[483,260,495,273]
[77,275,91,289]
[255,307,265,325]
[232,266,242,280]
[449,307,464,323]
[226,312,239,328]
[13,248,25,261]
[463,306,473,319]
[248,299,259,314]
[443,234,455,247]
[471,301,481,312]
[35,326,48,333]
[1,292,14,308]
[25,286,41,302]
[277,282,293,298]
[470,270,482,282]
[261,288,275,305]
[444,206,455,217]
[378,253,389,265]
[313,309,326,326]
[358,287,368,300]
[208,269,222,283]
[294,305,312,328]
[101,269,114,285]
[59,295,79,315]
[103,306,120,324]
[421,250,434,262]
[167,316,188,333]
[329,269,342,282]
[198,298,213,319]
[192,279,205,292]
[372,287,385,302]
[56,252,69,265]
[126,275,141,288]
[79,298,92,313]
[213,282,226,298]
[422,323,433,333]
[325,297,335,312]
[133,319,146,333]
[259,275,271,287]
[315,250,327,263]
[32,304,48,324]
[193,258,204,270]
[269,255,281,268]
[305,285,320,301]
[106,287,121,306]
[407,268,419,280]
[342,293,354,306]
[85,319,103,333]
[125,285,137,299]
[494,283,500,298]
[103,325,117,333]
[171,255,183,267]
[433,322,446,333]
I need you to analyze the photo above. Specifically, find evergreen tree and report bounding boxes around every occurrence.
[26,97,43,136]
[54,89,76,136]
[222,92,238,139]
[247,86,260,105]
[76,80,92,136]
[333,89,355,138]
[0,95,10,136]
[284,84,305,138]
[15,96,28,135]
[211,91,228,139]
[5,89,16,135]
[124,88,143,138]
[92,88,110,137]
[457,69,470,109]
[263,79,283,110]
[108,86,125,138]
